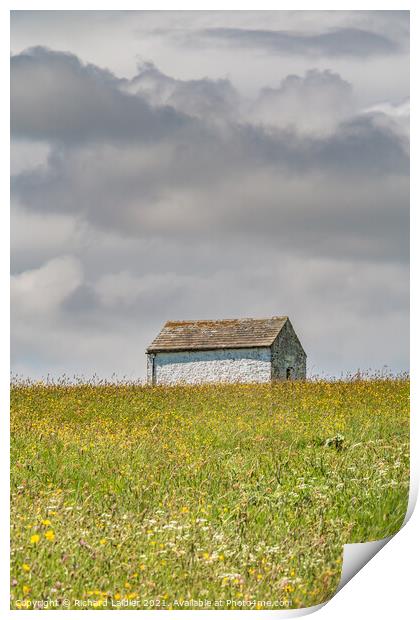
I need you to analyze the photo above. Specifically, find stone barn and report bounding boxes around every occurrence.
[146,316,306,386]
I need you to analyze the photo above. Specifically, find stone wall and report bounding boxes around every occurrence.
[270,319,306,380]
[147,347,272,385]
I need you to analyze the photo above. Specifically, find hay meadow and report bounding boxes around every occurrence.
[10,377,409,610]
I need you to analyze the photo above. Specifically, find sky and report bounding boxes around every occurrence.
[10,10,409,380]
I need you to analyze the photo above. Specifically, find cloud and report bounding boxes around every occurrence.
[11,255,83,315]
[10,249,409,379]
[9,18,409,379]
[182,26,400,57]
[11,111,409,264]
[93,270,192,308]
[123,61,240,122]
[11,46,191,144]
[11,203,84,273]
[248,69,354,134]
[361,98,410,139]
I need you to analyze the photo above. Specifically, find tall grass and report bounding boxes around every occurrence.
[10,378,409,609]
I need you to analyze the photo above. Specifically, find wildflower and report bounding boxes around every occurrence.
[23,585,31,595]
[99,538,107,545]
[45,530,55,541]
[114,593,121,601]
[41,519,52,526]
[180,506,189,513]
[30,534,40,544]
[22,564,30,572]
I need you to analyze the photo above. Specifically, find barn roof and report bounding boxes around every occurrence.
[146,316,289,353]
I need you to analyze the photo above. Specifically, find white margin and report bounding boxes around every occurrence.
[2,2,416,618]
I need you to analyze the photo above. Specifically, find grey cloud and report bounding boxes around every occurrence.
[11,248,409,379]
[11,149,409,267]
[11,47,191,144]
[124,61,239,122]
[182,26,399,57]
[11,107,408,265]
[10,16,409,379]
[11,48,408,181]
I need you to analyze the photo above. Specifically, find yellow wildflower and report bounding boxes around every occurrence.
[30,534,40,544]
[44,530,55,541]
[22,564,31,572]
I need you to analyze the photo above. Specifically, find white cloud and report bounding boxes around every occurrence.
[248,69,354,135]
[11,255,83,315]
[361,98,410,139]
[11,203,84,272]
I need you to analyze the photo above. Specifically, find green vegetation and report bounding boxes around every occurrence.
[10,378,409,609]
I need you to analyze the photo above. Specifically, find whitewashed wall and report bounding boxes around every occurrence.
[148,347,272,385]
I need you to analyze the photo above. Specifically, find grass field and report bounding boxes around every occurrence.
[10,377,409,610]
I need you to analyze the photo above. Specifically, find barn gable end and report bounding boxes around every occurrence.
[270,318,306,380]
